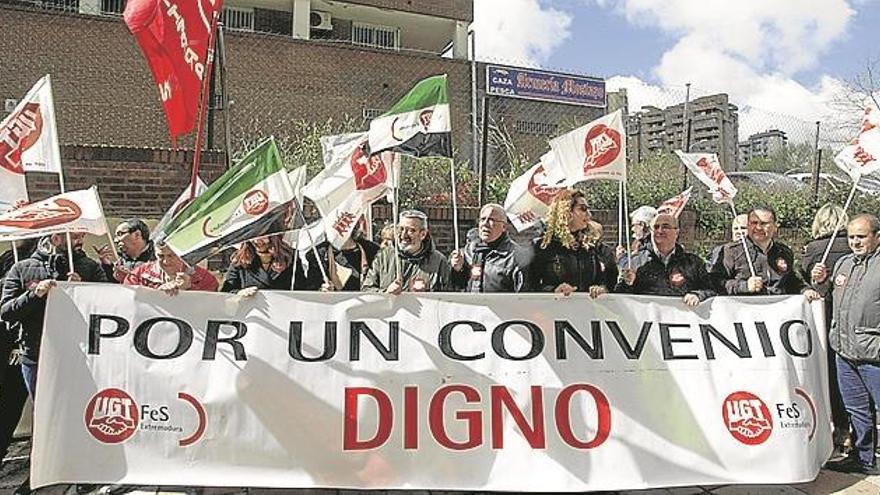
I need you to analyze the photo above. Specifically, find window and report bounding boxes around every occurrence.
[40,0,78,12]
[222,6,254,32]
[352,22,400,50]
[100,0,124,14]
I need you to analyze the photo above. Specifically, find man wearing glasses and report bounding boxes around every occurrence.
[95,218,155,283]
[450,203,528,293]
[616,213,716,306]
[362,210,450,293]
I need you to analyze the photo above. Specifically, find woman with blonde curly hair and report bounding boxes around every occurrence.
[529,190,617,296]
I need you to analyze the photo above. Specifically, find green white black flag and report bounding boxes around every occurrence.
[368,74,452,158]
[162,137,302,264]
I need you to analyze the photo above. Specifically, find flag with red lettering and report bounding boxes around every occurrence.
[833,105,880,179]
[656,187,692,218]
[503,152,570,232]
[548,109,626,183]
[675,151,737,204]
[124,0,222,141]
[303,132,400,249]
[0,75,63,177]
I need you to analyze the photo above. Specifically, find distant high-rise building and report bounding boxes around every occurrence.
[626,94,739,170]
[738,129,788,168]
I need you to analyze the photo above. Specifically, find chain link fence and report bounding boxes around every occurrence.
[1,0,876,248]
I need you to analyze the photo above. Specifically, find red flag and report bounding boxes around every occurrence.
[124,0,222,141]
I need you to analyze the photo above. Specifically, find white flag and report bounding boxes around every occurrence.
[548,109,626,183]
[833,106,880,179]
[0,75,63,175]
[303,132,399,249]
[503,152,569,232]
[656,187,692,218]
[151,177,208,241]
[675,151,737,204]
[0,163,27,214]
[0,186,108,241]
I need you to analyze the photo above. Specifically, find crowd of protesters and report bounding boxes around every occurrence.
[1,188,880,492]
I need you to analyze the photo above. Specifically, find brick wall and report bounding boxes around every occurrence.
[25,145,226,218]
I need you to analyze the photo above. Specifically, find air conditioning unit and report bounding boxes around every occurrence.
[310,11,332,30]
[4,99,18,113]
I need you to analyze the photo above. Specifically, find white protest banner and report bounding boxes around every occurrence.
[35,287,830,491]
[503,152,569,232]
[657,187,692,218]
[833,106,880,179]
[549,109,626,183]
[0,186,108,241]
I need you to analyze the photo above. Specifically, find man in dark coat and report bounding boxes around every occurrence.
[709,205,812,296]
[450,204,528,293]
[616,213,716,306]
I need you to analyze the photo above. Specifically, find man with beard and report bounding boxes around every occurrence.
[362,210,450,293]
[450,204,527,293]
[0,232,106,495]
[94,218,155,283]
[616,213,716,306]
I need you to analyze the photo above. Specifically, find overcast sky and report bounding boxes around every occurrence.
[471,0,879,142]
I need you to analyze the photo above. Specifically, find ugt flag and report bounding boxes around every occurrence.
[503,152,569,232]
[368,74,452,158]
[162,138,301,264]
[303,132,399,248]
[675,151,737,204]
[0,186,108,241]
[833,105,880,179]
[656,187,692,218]
[124,0,222,141]
[548,109,626,183]
[0,75,63,175]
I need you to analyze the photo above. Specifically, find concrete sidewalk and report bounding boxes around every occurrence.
[2,438,878,495]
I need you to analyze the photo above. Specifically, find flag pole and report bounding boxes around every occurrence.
[188,11,221,201]
[392,168,402,281]
[617,181,624,248]
[293,208,330,285]
[622,181,633,270]
[11,243,19,264]
[449,157,460,249]
[819,176,860,266]
[728,202,757,277]
[65,230,75,276]
[216,22,234,170]
[290,240,299,291]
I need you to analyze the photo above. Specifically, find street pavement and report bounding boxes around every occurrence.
[1,439,878,495]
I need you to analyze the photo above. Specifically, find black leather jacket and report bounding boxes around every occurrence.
[530,238,617,292]
[451,234,527,293]
[616,244,717,300]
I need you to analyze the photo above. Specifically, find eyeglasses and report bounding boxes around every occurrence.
[653,224,678,231]
[114,229,133,238]
[572,204,590,214]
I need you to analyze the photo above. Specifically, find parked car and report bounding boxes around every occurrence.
[785,171,880,196]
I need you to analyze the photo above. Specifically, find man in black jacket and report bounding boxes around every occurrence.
[450,204,528,293]
[1,233,107,397]
[709,206,811,296]
[616,213,715,306]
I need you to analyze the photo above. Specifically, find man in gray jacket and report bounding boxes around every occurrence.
[362,210,450,293]
[450,204,527,293]
[812,213,880,475]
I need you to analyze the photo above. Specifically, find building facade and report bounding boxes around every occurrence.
[738,129,788,168]
[626,94,740,170]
